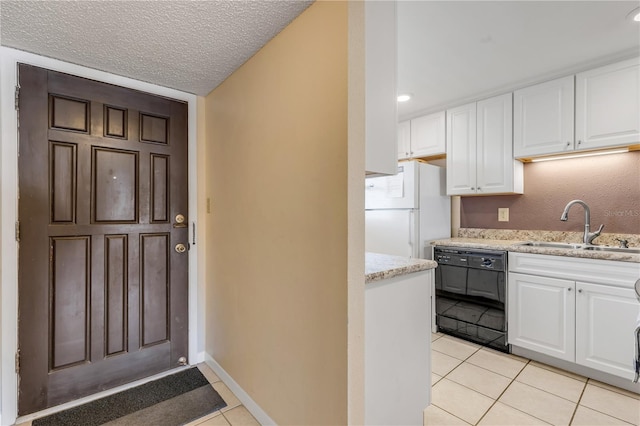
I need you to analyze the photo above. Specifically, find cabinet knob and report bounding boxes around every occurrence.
[566,141,571,147]
[568,287,572,292]
[577,140,582,145]
[470,187,475,190]
[578,289,583,293]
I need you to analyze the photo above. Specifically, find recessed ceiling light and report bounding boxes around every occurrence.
[397,94,412,102]
[627,7,640,22]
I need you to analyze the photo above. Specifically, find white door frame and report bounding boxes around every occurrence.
[0,47,203,426]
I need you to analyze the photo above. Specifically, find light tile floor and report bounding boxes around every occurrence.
[185,363,260,426]
[16,340,639,426]
[426,333,640,426]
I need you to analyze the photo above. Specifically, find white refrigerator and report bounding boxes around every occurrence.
[365,161,451,259]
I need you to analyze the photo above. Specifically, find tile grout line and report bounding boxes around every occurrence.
[586,377,640,400]
[428,403,473,426]
[568,379,589,426]
[471,358,533,425]
[430,340,483,425]
[487,359,562,426]
[579,379,638,425]
[434,345,530,425]
[432,336,640,426]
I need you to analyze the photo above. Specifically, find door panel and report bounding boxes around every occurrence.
[105,234,127,356]
[51,236,91,370]
[18,64,189,415]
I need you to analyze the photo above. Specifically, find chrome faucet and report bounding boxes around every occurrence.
[560,199,604,245]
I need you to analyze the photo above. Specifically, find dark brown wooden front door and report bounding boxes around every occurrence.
[17,64,189,415]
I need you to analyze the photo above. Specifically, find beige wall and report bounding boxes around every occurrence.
[204,2,350,424]
[460,151,640,234]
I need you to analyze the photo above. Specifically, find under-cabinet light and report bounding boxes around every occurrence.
[530,148,629,162]
[397,94,412,102]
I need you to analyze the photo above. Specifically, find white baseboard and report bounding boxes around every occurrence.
[205,353,276,426]
[193,350,206,364]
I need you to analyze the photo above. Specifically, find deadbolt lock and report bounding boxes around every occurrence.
[173,213,187,228]
[175,243,187,253]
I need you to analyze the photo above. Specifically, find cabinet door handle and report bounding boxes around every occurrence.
[578,289,583,293]
[568,287,572,292]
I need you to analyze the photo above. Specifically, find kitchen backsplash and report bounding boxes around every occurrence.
[460,151,640,234]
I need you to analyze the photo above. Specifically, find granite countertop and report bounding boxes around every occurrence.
[365,252,437,284]
[430,229,640,263]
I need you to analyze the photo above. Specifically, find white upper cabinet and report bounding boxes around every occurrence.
[447,93,523,195]
[477,94,521,194]
[514,57,640,159]
[364,0,397,175]
[409,111,446,158]
[397,120,411,160]
[513,76,575,157]
[446,102,477,194]
[398,112,446,160]
[575,57,640,150]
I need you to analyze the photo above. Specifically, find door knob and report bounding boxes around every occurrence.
[175,243,187,253]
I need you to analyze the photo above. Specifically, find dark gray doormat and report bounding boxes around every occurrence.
[33,367,227,426]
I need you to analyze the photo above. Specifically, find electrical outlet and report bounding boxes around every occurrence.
[498,208,509,222]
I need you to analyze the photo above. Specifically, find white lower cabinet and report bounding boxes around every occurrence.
[508,272,575,361]
[508,252,640,380]
[575,282,639,379]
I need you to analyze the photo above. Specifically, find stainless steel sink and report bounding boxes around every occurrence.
[582,246,640,254]
[517,242,640,254]
[518,242,584,249]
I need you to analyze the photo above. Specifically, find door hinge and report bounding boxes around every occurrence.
[15,350,20,374]
[14,85,20,110]
[15,221,20,242]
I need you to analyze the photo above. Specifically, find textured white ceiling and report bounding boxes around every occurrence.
[398,1,640,119]
[0,0,313,96]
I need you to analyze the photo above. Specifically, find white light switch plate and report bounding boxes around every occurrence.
[498,208,509,222]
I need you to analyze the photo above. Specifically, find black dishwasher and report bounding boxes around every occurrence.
[434,246,509,353]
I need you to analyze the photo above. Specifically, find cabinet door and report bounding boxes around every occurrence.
[476,93,522,194]
[410,111,446,157]
[575,58,640,150]
[575,282,640,380]
[397,120,411,160]
[514,76,574,158]
[446,103,476,195]
[508,272,575,361]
